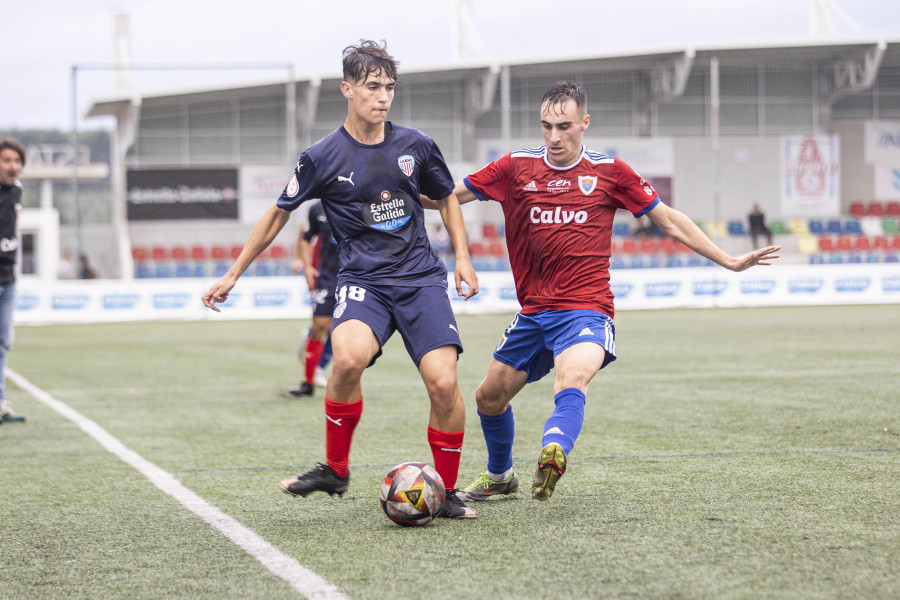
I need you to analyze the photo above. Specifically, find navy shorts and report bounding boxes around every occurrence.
[311,276,337,318]
[493,309,617,383]
[331,283,462,368]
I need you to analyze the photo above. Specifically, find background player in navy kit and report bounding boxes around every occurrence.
[289,200,337,397]
[202,41,480,519]
[426,82,779,502]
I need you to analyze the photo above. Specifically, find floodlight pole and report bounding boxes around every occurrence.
[70,66,84,267]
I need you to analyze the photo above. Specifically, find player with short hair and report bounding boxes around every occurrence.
[429,81,779,502]
[0,138,27,424]
[289,199,337,397]
[202,40,480,519]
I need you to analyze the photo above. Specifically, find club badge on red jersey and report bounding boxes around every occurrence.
[578,175,598,195]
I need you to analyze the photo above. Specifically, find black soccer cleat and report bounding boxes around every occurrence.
[437,488,477,519]
[287,382,315,397]
[280,463,349,498]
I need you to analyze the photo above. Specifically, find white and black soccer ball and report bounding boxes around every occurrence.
[379,462,446,527]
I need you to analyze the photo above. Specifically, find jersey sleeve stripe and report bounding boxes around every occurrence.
[463,176,487,201]
[635,197,661,217]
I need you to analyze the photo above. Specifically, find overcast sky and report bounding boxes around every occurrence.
[5,0,900,131]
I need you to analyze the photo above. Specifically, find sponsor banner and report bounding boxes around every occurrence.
[127,168,239,220]
[874,163,900,201]
[780,135,840,217]
[13,266,900,325]
[14,278,312,325]
[864,120,900,165]
[240,165,291,224]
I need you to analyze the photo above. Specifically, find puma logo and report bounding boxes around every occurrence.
[337,172,354,185]
[326,415,343,426]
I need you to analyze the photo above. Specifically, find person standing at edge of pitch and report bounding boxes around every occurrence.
[424,81,780,503]
[202,40,480,519]
[0,138,27,424]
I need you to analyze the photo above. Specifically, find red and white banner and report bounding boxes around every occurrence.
[780,135,840,217]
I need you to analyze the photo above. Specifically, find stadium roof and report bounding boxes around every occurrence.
[87,37,900,118]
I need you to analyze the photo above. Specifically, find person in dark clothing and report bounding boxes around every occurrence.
[0,138,27,423]
[748,203,773,249]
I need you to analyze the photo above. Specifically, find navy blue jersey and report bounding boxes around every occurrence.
[277,123,454,287]
[303,200,339,286]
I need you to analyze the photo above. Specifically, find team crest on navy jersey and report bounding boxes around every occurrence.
[397,155,415,177]
[286,174,300,197]
[364,190,413,231]
[578,175,598,195]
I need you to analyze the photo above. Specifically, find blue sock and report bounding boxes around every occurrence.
[319,335,333,368]
[541,389,586,455]
[479,407,515,475]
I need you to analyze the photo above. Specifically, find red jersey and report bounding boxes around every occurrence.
[464,145,659,318]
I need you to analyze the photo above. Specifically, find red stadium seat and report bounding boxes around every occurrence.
[191,245,208,260]
[849,201,867,217]
[622,239,638,254]
[150,246,168,261]
[873,236,889,250]
[887,201,900,217]
[892,235,900,251]
[817,236,835,252]
[269,244,288,259]
[639,238,658,254]
[854,236,871,251]
[836,236,852,251]
[659,238,677,254]
[488,242,505,257]
[469,241,486,256]
[868,202,885,217]
[230,245,243,259]
[171,246,188,261]
[211,246,226,260]
[482,224,500,239]
[132,246,148,261]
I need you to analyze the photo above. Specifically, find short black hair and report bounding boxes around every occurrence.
[342,40,399,84]
[0,138,26,166]
[541,81,587,113]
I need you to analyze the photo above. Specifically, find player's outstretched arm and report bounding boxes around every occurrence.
[647,202,780,272]
[434,191,479,299]
[201,205,292,311]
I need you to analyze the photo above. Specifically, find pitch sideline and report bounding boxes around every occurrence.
[6,368,349,600]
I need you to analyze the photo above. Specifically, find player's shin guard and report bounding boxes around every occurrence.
[541,389,585,455]
[324,396,362,477]
[304,338,325,384]
[427,427,464,490]
[479,407,515,475]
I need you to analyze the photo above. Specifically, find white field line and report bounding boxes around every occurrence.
[7,368,349,600]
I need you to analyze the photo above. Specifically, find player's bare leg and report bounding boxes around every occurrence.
[458,360,527,501]
[280,319,378,498]
[419,345,476,519]
[533,343,607,501]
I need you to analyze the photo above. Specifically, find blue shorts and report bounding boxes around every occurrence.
[331,283,462,368]
[493,310,617,383]
[311,276,337,318]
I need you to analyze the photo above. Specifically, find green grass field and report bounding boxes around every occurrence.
[2,305,898,599]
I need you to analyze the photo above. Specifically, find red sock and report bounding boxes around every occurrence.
[325,396,362,477]
[304,338,325,384]
[428,427,464,490]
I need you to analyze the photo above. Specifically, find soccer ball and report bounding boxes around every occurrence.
[380,462,446,527]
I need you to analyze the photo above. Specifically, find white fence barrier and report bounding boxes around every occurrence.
[14,264,900,326]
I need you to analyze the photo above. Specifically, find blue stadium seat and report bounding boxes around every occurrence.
[826,220,843,234]
[808,220,824,234]
[727,221,746,236]
[253,263,272,276]
[154,264,172,278]
[828,254,844,264]
[885,253,899,263]
[844,219,862,235]
[135,264,153,278]
[610,255,626,269]
[847,253,862,263]
[666,255,683,268]
[174,264,192,278]
[687,255,703,267]
[613,223,631,237]
[213,263,229,277]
